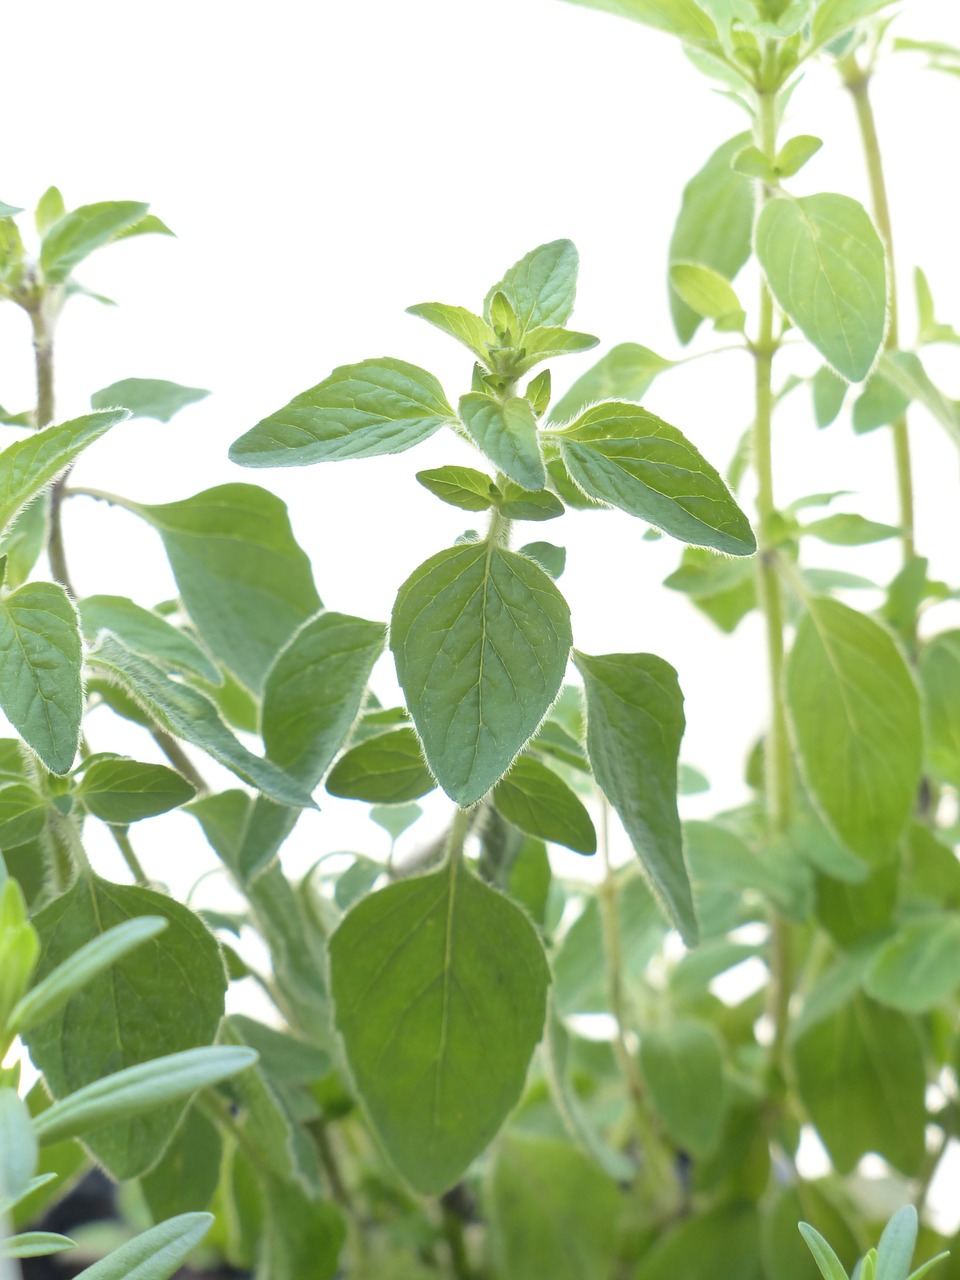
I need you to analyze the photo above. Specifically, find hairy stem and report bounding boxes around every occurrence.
[109,826,150,886]
[841,55,916,569]
[753,75,793,1066]
[29,302,75,596]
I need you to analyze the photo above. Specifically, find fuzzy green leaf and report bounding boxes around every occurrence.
[229,358,456,467]
[79,595,220,686]
[785,598,921,863]
[40,200,149,282]
[391,542,572,806]
[493,755,596,854]
[485,240,579,335]
[329,859,549,1193]
[755,194,886,382]
[405,302,496,360]
[23,876,229,1176]
[90,378,209,423]
[76,759,196,823]
[126,484,320,692]
[416,466,495,512]
[326,728,435,804]
[459,393,545,491]
[549,343,673,425]
[575,650,697,944]
[0,581,83,774]
[69,1213,213,1280]
[549,402,756,555]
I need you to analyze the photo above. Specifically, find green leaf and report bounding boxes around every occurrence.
[487,1132,621,1280]
[755,194,886,382]
[40,201,150,283]
[485,240,579,336]
[329,858,549,1194]
[405,302,496,360]
[669,133,754,343]
[88,635,315,808]
[111,212,174,241]
[519,540,565,579]
[23,876,229,1176]
[548,402,756,555]
[90,378,209,423]
[810,0,900,48]
[493,755,596,854]
[920,632,960,788]
[559,0,719,41]
[0,781,48,848]
[391,542,572,806]
[0,581,83,774]
[0,200,24,218]
[762,1185,860,1280]
[799,1223,850,1280]
[731,145,778,181]
[776,134,824,177]
[0,494,49,590]
[497,481,565,521]
[70,1212,213,1280]
[125,484,320,691]
[79,595,220,686]
[863,915,960,1013]
[803,513,901,545]
[791,993,926,1175]
[663,546,756,633]
[640,1019,725,1156]
[228,358,456,467]
[517,326,600,365]
[459,393,545,490]
[875,1205,919,1280]
[812,365,848,427]
[0,410,128,538]
[262,610,385,787]
[852,370,910,434]
[669,262,743,321]
[638,1203,761,1280]
[35,187,66,236]
[526,369,552,417]
[549,343,672,425]
[0,1088,37,1202]
[0,1231,75,1259]
[76,759,195,823]
[574,650,697,944]
[326,728,436,804]
[877,351,960,447]
[416,465,495,512]
[370,802,421,842]
[257,1177,345,1280]
[11,916,167,1035]
[785,598,921,863]
[140,1106,221,1222]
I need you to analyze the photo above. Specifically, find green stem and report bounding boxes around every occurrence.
[753,78,793,1067]
[446,806,472,870]
[440,1201,474,1280]
[109,826,149,886]
[28,302,75,595]
[840,56,916,569]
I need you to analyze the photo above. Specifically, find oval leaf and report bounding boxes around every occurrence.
[329,859,550,1193]
[90,378,209,423]
[40,200,149,283]
[77,759,195,823]
[229,358,456,467]
[458,393,545,491]
[785,598,921,863]
[639,1020,725,1157]
[0,581,82,774]
[485,240,579,335]
[548,402,756,556]
[391,542,572,806]
[326,727,435,804]
[574,650,697,945]
[549,342,673,425]
[493,755,596,854]
[755,194,886,382]
[864,915,960,1013]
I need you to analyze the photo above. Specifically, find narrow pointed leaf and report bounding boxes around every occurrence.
[755,194,886,382]
[876,1205,918,1280]
[785,598,921,862]
[0,1089,37,1202]
[69,1213,213,1280]
[90,378,209,423]
[0,410,128,538]
[549,402,755,555]
[575,650,696,943]
[76,759,195,823]
[799,1223,850,1280]
[459,393,545,490]
[0,1232,75,1259]
[556,0,718,42]
[391,542,572,805]
[229,358,456,467]
[88,636,314,808]
[125,484,320,691]
[406,302,496,360]
[329,859,549,1193]
[40,200,149,282]
[0,582,82,773]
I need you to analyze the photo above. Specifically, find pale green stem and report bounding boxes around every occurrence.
[840,56,916,571]
[109,826,149,887]
[753,74,793,1067]
[28,302,75,596]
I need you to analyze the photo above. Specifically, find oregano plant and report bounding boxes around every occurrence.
[0,1,960,1277]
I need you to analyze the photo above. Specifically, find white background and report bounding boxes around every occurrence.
[4,0,960,1226]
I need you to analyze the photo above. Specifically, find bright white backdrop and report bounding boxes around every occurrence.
[4,0,960,1221]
